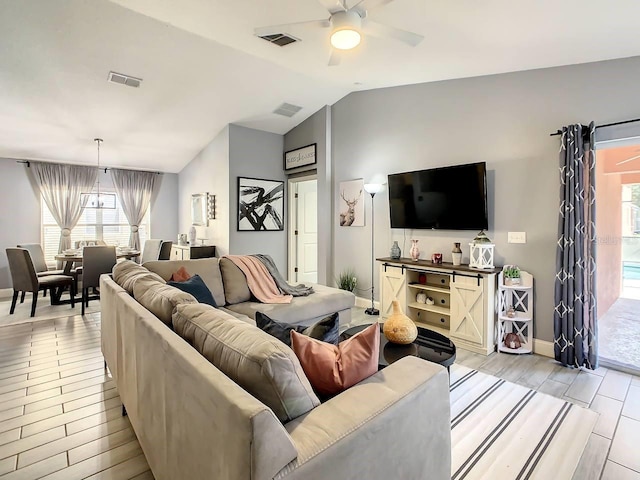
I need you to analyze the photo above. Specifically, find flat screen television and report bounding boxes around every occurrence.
[388,162,488,230]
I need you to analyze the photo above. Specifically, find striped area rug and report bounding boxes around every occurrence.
[450,364,598,480]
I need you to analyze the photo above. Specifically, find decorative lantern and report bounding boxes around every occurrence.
[469,230,495,269]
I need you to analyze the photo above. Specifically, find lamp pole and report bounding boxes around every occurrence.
[364,184,382,316]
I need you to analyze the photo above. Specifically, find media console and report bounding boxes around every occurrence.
[377,257,501,355]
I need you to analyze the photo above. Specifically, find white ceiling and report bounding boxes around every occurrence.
[2,0,640,173]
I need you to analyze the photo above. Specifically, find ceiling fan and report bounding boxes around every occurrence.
[254,0,424,66]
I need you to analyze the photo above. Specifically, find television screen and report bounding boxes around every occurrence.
[388,162,488,230]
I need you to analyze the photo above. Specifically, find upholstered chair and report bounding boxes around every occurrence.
[81,246,117,315]
[16,243,67,300]
[140,239,163,264]
[6,248,75,317]
[158,241,173,260]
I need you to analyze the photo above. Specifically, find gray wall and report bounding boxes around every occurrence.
[284,106,333,284]
[178,126,230,255]
[229,125,287,271]
[331,56,640,343]
[0,159,41,289]
[150,172,179,242]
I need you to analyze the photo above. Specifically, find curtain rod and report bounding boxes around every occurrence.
[549,117,640,137]
[16,160,163,175]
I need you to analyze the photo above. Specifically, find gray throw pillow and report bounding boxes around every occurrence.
[256,312,339,347]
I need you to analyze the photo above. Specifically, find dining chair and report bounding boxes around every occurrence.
[81,246,117,315]
[6,248,75,317]
[141,239,163,264]
[16,243,67,300]
[158,241,173,260]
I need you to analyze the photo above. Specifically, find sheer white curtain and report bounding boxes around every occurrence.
[110,169,158,249]
[28,162,98,261]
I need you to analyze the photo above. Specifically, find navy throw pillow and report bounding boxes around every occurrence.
[256,312,339,347]
[168,274,217,307]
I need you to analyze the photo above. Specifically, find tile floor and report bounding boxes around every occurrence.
[0,300,638,479]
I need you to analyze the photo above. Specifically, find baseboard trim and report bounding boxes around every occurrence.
[533,339,554,358]
[0,288,13,300]
[355,297,380,311]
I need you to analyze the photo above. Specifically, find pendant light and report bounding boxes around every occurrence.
[81,138,116,209]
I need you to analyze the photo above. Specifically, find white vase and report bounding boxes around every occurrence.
[189,225,197,245]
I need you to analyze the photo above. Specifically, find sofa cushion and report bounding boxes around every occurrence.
[143,259,226,307]
[113,259,165,294]
[225,283,355,326]
[256,312,339,347]
[133,277,198,326]
[172,303,320,422]
[169,266,191,282]
[219,258,251,305]
[291,322,380,397]
[217,307,255,325]
[168,274,217,307]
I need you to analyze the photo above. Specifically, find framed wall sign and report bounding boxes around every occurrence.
[284,143,317,171]
[237,177,284,231]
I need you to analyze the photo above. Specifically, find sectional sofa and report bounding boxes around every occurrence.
[100,258,451,480]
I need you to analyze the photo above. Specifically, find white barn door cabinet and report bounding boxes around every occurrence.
[378,258,500,355]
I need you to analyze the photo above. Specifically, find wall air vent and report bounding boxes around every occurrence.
[108,71,143,88]
[273,102,303,117]
[258,33,299,47]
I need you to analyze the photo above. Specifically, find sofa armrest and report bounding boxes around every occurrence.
[275,356,451,480]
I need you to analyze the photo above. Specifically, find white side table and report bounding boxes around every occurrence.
[497,270,533,354]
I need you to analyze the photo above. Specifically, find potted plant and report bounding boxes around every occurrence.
[336,268,358,292]
[503,265,521,286]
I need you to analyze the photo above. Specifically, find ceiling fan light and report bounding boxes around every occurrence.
[331,29,361,50]
[330,10,362,50]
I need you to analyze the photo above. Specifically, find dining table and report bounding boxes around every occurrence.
[54,249,141,275]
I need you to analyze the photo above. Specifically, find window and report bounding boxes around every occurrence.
[41,188,150,264]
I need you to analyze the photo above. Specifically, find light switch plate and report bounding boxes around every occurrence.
[508,232,526,244]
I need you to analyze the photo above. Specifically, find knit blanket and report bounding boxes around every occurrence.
[252,254,314,297]
[225,255,292,304]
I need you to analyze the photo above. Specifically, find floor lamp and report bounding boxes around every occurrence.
[364,183,383,316]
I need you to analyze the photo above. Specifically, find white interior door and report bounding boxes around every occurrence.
[292,179,318,283]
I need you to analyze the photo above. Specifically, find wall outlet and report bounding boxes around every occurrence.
[508,232,526,244]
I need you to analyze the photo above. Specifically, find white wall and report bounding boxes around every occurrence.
[283,106,333,284]
[228,125,287,271]
[178,126,230,256]
[331,55,640,343]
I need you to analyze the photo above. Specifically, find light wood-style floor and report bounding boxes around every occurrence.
[0,309,153,479]
[0,302,638,479]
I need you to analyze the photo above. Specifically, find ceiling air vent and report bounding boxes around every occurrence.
[108,71,143,88]
[258,33,299,47]
[273,103,303,117]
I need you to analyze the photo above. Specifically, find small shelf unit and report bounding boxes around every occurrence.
[497,271,534,354]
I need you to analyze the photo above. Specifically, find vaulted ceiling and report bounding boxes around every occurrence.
[1,0,640,173]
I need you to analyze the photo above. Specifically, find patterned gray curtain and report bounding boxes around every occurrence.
[110,169,158,249]
[554,122,598,369]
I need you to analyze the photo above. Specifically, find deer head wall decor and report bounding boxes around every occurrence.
[339,189,362,226]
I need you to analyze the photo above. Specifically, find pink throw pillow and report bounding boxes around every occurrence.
[170,266,191,282]
[290,323,380,397]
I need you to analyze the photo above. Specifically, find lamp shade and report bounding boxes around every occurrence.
[330,11,362,50]
[364,183,384,195]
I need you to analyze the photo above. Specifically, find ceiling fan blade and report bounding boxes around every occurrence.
[350,0,395,14]
[362,20,424,46]
[328,49,342,66]
[316,0,347,14]
[254,19,330,37]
